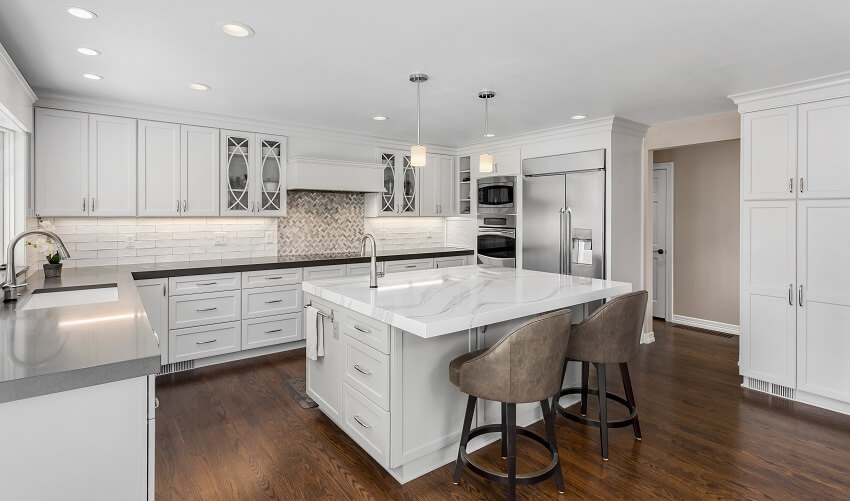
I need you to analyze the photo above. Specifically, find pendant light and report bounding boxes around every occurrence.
[478,90,495,173]
[409,73,428,167]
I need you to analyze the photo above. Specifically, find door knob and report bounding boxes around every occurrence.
[656,249,664,255]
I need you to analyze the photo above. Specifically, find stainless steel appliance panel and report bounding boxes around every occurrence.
[477,227,516,268]
[521,174,566,274]
[477,176,516,214]
[522,149,605,176]
[564,170,605,280]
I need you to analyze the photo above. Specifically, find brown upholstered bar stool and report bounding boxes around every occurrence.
[554,291,647,460]
[449,309,572,501]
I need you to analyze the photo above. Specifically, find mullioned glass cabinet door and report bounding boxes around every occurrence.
[222,132,252,215]
[256,136,286,216]
[380,152,397,214]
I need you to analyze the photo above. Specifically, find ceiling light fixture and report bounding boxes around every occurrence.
[187,83,211,91]
[218,22,255,38]
[478,90,496,173]
[68,7,97,19]
[372,116,388,121]
[571,115,587,120]
[76,47,100,56]
[409,73,428,167]
[82,73,102,80]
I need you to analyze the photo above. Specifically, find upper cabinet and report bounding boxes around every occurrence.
[470,148,522,177]
[798,97,850,199]
[221,131,286,217]
[182,126,220,216]
[420,154,454,216]
[88,115,137,216]
[35,108,89,217]
[741,106,797,200]
[368,150,419,217]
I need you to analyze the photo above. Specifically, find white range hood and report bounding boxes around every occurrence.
[287,157,385,193]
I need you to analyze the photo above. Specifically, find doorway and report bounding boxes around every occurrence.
[652,163,673,320]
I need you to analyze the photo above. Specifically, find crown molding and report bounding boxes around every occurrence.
[729,70,850,113]
[0,41,36,102]
[34,89,457,155]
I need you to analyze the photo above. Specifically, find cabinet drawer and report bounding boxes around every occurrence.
[343,309,391,354]
[435,256,467,269]
[304,265,347,281]
[343,383,390,467]
[242,313,302,350]
[343,336,390,410]
[384,258,433,274]
[169,273,240,295]
[169,290,240,330]
[169,321,241,363]
[346,262,381,277]
[242,285,301,319]
[242,267,303,288]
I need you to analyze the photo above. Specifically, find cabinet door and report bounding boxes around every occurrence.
[493,148,521,175]
[797,200,850,401]
[221,130,254,216]
[306,304,342,423]
[138,121,181,217]
[89,114,137,216]
[740,201,796,386]
[135,279,169,366]
[182,126,220,216]
[798,97,850,199]
[376,151,399,216]
[420,154,439,217]
[255,134,286,216]
[742,107,797,200]
[436,155,454,215]
[34,108,88,216]
[398,153,419,216]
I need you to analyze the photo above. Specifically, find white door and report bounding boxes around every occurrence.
[652,166,670,319]
[375,151,399,216]
[305,308,341,423]
[797,199,850,402]
[397,153,419,216]
[254,134,286,216]
[182,126,219,216]
[34,108,88,216]
[221,130,254,216]
[798,97,850,199]
[742,106,797,200]
[138,121,181,217]
[89,114,137,216]
[740,201,797,386]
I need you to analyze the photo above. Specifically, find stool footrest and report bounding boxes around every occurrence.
[459,425,559,486]
[555,387,638,428]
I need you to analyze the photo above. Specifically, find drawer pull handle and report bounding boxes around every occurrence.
[353,364,372,375]
[404,265,417,268]
[353,325,371,334]
[265,276,283,280]
[353,415,372,429]
[264,328,282,334]
[196,307,218,312]
[196,339,216,345]
[264,299,283,304]
[196,281,218,286]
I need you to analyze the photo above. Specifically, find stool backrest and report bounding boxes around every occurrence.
[567,291,648,364]
[459,308,572,404]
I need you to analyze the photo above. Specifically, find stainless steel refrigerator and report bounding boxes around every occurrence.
[522,149,606,283]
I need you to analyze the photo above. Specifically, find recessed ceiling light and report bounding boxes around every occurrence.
[187,83,211,91]
[371,116,387,121]
[77,47,100,56]
[83,73,102,80]
[68,7,97,19]
[483,133,496,138]
[571,115,587,120]
[218,22,255,38]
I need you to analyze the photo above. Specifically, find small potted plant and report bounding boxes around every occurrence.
[27,220,65,278]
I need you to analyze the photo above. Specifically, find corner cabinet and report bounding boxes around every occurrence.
[368,150,419,216]
[221,131,287,217]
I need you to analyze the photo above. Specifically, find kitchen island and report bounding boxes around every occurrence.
[302,264,631,483]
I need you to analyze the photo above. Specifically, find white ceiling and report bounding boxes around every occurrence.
[2,0,850,146]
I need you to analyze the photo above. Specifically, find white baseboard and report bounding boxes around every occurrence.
[640,331,655,344]
[671,314,739,335]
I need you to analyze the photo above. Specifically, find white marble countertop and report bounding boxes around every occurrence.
[301,265,633,338]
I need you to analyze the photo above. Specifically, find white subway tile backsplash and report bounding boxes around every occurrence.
[117,256,156,265]
[137,247,173,256]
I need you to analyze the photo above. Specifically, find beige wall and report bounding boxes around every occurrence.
[653,140,740,325]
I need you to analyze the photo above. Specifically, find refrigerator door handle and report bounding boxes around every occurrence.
[565,207,573,275]
[559,208,566,274]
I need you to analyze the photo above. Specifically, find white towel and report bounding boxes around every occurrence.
[305,306,325,361]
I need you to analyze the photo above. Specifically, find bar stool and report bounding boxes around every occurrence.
[449,309,572,501]
[554,291,648,460]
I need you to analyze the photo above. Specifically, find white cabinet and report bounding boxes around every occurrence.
[88,115,137,216]
[138,121,181,217]
[306,299,342,423]
[798,97,850,199]
[471,148,522,176]
[420,154,454,216]
[796,200,850,402]
[456,156,472,216]
[221,131,286,217]
[34,108,88,216]
[181,125,220,216]
[368,150,419,216]
[435,255,469,268]
[740,201,797,387]
[135,279,169,366]
[741,106,797,200]
[384,258,433,274]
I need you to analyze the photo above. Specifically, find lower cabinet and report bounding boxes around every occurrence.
[306,299,342,422]
[343,382,391,467]
[243,313,302,350]
[384,258,433,274]
[435,256,469,268]
[135,278,169,365]
[169,321,242,363]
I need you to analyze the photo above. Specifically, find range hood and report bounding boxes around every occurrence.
[287,157,386,193]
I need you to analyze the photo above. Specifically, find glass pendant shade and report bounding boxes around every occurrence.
[411,144,427,167]
[479,153,494,173]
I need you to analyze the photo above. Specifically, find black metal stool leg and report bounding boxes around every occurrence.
[540,399,565,494]
[580,361,589,416]
[453,395,477,484]
[596,363,609,460]
[506,403,517,501]
[620,363,642,440]
[501,402,508,459]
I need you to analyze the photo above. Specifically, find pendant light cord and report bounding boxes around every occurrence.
[484,95,489,151]
[416,80,421,145]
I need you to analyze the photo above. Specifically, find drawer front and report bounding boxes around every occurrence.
[169,321,241,363]
[242,285,301,319]
[384,258,433,274]
[435,256,467,269]
[242,267,303,288]
[343,336,390,410]
[343,309,390,354]
[304,264,347,281]
[169,273,240,296]
[343,383,390,467]
[346,262,377,277]
[242,313,302,350]
[169,290,241,330]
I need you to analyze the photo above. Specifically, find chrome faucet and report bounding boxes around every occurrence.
[360,233,381,288]
[1,229,71,302]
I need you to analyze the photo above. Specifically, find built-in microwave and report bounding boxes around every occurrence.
[477,176,516,214]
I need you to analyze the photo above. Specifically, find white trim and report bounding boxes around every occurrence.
[671,314,739,335]
[640,331,655,344]
[652,162,674,321]
[729,70,850,113]
[0,41,36,103]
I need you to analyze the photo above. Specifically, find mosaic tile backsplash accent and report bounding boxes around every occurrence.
[278,191,366,255]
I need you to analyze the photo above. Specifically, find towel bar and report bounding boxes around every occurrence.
[304,301,334,322]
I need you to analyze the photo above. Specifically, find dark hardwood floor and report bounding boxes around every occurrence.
[155,320,850,500]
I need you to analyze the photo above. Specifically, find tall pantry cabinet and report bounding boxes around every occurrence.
[735,78,850,413]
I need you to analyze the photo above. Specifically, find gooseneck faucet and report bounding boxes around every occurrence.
[1,229,71,302]
[360,233,380,288]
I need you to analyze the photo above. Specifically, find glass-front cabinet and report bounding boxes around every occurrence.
[221,130,286,216]
[373,150,419,216]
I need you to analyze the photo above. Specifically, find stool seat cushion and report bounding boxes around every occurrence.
[450,349,487,387]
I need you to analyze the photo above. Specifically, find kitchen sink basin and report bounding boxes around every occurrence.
[22,284,119,311]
